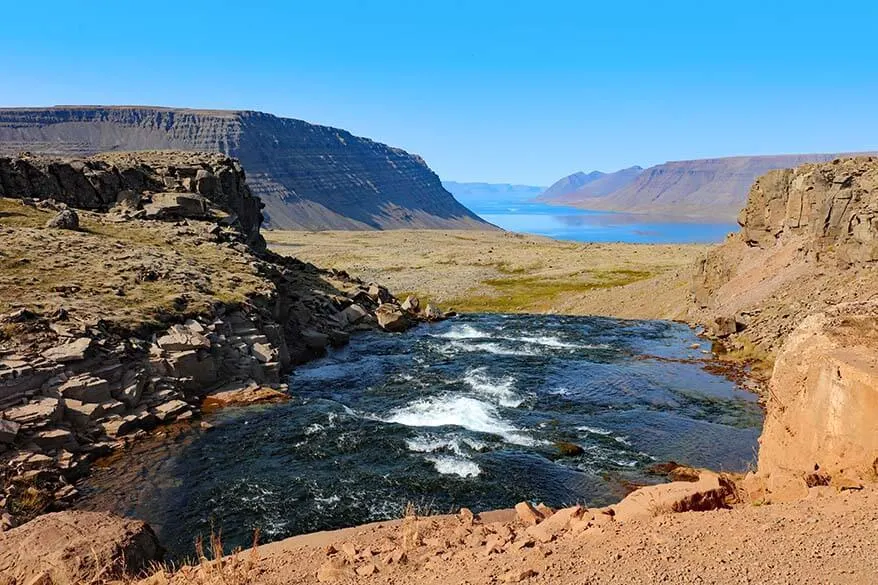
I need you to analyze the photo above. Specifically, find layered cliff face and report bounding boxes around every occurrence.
[689,157,878,495]
[0,107,490,231]
[542,154,872,220]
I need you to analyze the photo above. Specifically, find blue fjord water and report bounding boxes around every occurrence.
[462,199,737,244]
[107,314,761,558]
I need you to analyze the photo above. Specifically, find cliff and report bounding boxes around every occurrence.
[689,156,878,496]
[0,106,490,231]
[542,154,873,219]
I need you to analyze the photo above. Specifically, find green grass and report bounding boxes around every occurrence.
[446,269,653,313]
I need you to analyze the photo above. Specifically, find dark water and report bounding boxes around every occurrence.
[464,199,736,243]
[90,314,761,558]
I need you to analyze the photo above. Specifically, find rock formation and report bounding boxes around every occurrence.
[0,106,492,231]
[690,156,878,499]
[541,154,874,220]
[0,150,265,249]
[0,510,162,584]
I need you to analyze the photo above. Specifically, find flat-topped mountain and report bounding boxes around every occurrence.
[0,106,490,231]
[542,154,874,220]
[442,181,544,204]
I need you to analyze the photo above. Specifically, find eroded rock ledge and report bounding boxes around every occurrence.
[0,151,446,532]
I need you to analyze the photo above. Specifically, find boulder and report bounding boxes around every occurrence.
[63,399,103,428]
[58,374,111,404]
[45,208,79,230]
[0,510,163,584]
[5,398,62,426]
[166,350,217,383]
[33,428,76,451]
[401,295,420,313]
[0,418,21,443]
[301,329,330,351]
[41,337,92,363]
[612,470,733,521]
[142,192,210,219]
[423,304,444,321]
[376,303,409,333]
[156,323,210,351]
[251,342,276,363]
[202,383,289,411]
[713,316,740,338]
[152,399,190,422]
[338,304,369,326]
[758,305,878,483]
[102,415,141,438]
[114,189,142,210]
[327,329,350,347]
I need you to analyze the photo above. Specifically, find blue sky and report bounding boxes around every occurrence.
[2,0,877,184]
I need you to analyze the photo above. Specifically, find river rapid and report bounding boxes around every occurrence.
[79,313,762,559]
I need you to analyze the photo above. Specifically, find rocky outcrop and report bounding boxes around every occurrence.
[755,303,878,490]
[0,150,265,249]
[690,157,878,352]
[0,106,492,231]
[0,510,162,584]
[543,153,873,220]
[689,157,878,501]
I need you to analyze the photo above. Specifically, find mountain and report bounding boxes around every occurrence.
[539,171,606,200]
[537,166,643,202]
[442,181,545,204]
[541,154,874,220]
[0,106,491,231]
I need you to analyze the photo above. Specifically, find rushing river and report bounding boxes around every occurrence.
[80,314,762,559]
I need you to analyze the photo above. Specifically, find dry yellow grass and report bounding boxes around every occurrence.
[266,229,709,319]
[0,198,268,334]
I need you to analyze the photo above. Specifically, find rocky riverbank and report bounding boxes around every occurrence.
[0,151,447,533]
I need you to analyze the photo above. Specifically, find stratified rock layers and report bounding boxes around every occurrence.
[0,107,490,230]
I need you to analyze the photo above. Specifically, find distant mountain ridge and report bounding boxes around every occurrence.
[540,154,875,220]
[442,181,545,203]
[0,106,492,231]
[538,166,643,202]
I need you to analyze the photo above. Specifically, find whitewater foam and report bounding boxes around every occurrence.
[435,324,488,340]
[440,340,538,357]
[463,367,523,407]
[385,395,536,446]
[425,455,481,477]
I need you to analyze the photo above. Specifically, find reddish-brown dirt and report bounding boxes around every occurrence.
[151,487,878,585]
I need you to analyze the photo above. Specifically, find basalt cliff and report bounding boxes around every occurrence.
[0,106,490,231]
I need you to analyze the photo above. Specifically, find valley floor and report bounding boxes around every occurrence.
[266,230,708,320]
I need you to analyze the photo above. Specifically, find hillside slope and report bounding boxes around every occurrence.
[0,106,490,231]
[537,166,643,203]
[543,154,873,219]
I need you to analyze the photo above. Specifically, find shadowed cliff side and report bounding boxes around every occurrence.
[0,106,492,231]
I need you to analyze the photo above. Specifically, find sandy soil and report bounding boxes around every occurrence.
[266,230,708,320]
[159,486,878,585]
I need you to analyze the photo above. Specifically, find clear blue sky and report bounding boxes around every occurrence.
[2,0,877,185]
